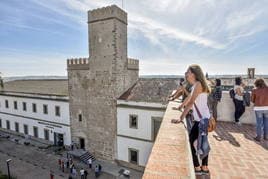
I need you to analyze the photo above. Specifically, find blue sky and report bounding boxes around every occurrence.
[0,0,268,77]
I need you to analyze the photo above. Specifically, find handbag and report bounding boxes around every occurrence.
[194,103,216,132]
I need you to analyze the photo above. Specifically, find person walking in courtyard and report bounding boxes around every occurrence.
[50,170,54,179]
[172,64,211,175]
[71,141,74,150]
[72,167,77,178]
[88,158,92,169]
[84,170,88,179]
[233,77,246,125]
[98,164,102,173]
[80,168,85,179]
[58,158,62,170]
[66,159,70,169]
[251,78,268,141]
[62,160,65,172]
[69,157,73,168]
[95,165,99,177]
[70,163,74,173]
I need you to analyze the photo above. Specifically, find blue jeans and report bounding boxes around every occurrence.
[255,110,268,138]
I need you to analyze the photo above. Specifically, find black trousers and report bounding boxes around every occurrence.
[234,99,245,122]
[189,121,208,167]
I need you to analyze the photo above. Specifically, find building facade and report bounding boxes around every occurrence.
[0,80,71,146]
[116,78,178,168]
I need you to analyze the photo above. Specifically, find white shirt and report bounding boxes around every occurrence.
[80,169,84,175]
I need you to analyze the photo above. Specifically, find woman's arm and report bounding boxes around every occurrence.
[179,94,190,108]
[173,87,184,99]
[169,86,183,98]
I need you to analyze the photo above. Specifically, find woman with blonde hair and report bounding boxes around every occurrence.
[172,64,211,175]
[251,78,268,141]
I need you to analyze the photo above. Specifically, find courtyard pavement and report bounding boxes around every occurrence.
[197,121,268,179]
[0,137,117,179]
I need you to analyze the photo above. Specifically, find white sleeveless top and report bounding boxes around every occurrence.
[234,85,244,101]
[191,83,211,121]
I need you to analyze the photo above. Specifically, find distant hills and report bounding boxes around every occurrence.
[3,76,67,82]
[3,75,268,82]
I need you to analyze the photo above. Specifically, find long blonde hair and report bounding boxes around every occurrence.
[188,64,210,93]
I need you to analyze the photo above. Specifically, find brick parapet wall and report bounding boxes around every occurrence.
[143,101,195,179]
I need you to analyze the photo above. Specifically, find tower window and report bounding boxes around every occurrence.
[129,115,138,129]
[78,114,82,122]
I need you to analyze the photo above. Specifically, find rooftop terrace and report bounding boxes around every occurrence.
[143,101,268,179]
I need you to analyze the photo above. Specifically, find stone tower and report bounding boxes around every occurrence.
[67,5,139,161]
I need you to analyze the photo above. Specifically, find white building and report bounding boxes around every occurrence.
[0,78,178,169]
[116,78,178,168]
[0,79,71,145]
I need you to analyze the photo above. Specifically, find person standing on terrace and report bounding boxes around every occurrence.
[172,64,211,175]
[208,79,222,119]
[234,77,246,125]
[169,77,191,102]
[251,79,268,142]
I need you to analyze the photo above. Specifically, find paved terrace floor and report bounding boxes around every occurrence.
[143,101,268,179]
[207,121,268,179]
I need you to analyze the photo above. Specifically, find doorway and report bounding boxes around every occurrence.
[54,132,64,146]
[79,138,85,149]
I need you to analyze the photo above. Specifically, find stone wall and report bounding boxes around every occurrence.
[68,5,138,161]
[217,92,256,124]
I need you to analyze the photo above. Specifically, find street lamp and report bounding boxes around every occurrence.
[6,159,12,179]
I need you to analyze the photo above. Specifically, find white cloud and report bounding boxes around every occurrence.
[141,0,190,13]
[128,13,225,49]
[226,9,262,31]
[2,0,268,75]
[29,0,225,49]
[28,0,268,51]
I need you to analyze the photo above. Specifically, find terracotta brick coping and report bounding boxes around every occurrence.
[143,101,195,179]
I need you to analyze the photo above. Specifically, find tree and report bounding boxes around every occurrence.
[0,72,4,88]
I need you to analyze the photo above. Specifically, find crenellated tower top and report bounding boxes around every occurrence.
[88,5,127,25]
